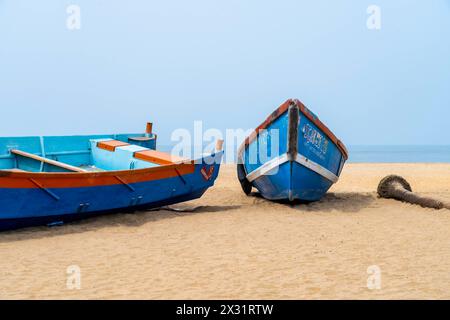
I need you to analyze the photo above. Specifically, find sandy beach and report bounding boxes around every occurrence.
[1,163,450,299]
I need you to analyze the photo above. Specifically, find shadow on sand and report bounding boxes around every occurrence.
[0,193,377,242]
[0,205,241,242]
[248,192,377,213]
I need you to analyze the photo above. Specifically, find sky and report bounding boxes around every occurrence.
[0,0,449,146]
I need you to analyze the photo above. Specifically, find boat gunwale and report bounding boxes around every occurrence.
[0,161,201,189]
[0,160,196,179]
[237,99,349,160]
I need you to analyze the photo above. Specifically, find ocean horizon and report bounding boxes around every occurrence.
[158,145,450,163]
[348,145,450,163]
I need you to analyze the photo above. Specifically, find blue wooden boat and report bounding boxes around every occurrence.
[237,99,348,202]
[0,123,223,231]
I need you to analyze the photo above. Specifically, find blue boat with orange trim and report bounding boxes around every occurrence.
[237,99,348,202]
[0,123,223,231]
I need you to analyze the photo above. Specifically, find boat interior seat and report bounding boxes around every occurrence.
[97,140,130,152]
[90,139,186,171]
[134,150,187,165]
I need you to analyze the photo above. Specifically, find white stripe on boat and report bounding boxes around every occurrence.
[245,153,339,183]
[295,154,339,183]
[246,154,289,182]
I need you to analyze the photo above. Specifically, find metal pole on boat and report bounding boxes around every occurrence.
[287,103,299,161]
[377,175,450,210]
[145,122,153,137]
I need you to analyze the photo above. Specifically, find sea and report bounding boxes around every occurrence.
[159,145,450,163]
[348,145,450,163]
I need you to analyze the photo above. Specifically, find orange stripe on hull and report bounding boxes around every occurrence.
[0,163,195,189]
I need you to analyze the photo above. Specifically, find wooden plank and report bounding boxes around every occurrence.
[97,140,130,152]
[11,149,87,173]
[134,150,187,165]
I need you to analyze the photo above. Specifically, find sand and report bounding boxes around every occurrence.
[1,163,450,300]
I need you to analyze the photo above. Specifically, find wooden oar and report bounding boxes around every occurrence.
[11,149,87,173]
[377,175,450,210]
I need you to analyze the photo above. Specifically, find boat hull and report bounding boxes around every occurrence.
[238,99,347,202]
[0,188,208,231]
[0,153,222,231]
[249,160,335,202]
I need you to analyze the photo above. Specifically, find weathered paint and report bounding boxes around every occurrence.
[0,154,222,230]
[238,99,348,160]
[238,100,347,202]
[0,126,222,231]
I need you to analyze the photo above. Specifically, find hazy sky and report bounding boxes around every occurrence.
[0,0,449,145]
